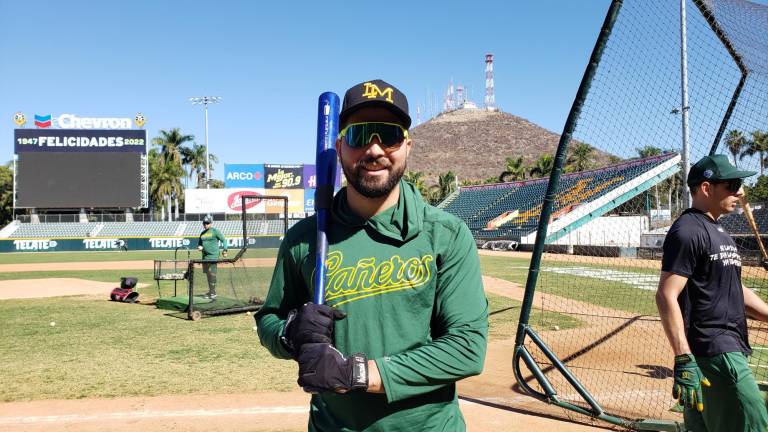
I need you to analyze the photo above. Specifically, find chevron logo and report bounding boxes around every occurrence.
[34,114,52,128]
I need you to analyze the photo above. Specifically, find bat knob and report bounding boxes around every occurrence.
[762,259,768,272]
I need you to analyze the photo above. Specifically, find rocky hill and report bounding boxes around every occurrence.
[408,108,612,184]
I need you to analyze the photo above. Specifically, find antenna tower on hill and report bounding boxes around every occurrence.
[485,53,497,111]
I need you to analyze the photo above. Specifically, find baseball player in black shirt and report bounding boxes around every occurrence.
[656,154,768,432]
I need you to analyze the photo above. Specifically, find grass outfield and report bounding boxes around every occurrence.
[0,289,569,401]
[480,255,660,315]
[0,295,296,401]
[0,252,576,402]
[2,250,764,401]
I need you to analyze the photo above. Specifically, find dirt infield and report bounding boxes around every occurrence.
[0,390,610,432]
[0,278,149,300]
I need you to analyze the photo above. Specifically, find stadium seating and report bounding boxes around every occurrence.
[720,206,768,235]
[445,154,678,241]
[9,222,98,238]
[98,222,180,237]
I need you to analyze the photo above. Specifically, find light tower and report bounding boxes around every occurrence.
[484,54,496,111]
[189,96,221,189]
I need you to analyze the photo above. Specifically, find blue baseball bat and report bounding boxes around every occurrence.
[313,92,340,305]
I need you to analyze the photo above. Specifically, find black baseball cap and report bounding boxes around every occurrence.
[202,215,212,225]
[340,79,411,129]
[687,154,756,187]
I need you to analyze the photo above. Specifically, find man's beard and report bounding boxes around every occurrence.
[341,155,406,198]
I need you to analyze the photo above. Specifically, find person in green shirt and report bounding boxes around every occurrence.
[255,79,488,431]
[197,215,227,300]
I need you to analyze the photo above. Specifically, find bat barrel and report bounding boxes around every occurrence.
[313,92,340,304]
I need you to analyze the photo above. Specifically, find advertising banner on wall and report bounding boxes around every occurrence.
[224,164,264,188]
[0,236,282,253]
[265,189,305,213]
[264,165,303,189]
[304,188,315,213]
[14,129,147,153]
[184,188,266,214]
[302,164,342,189]
[303,165,317,189]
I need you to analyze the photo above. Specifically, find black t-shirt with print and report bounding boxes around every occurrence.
[662,208,751,356]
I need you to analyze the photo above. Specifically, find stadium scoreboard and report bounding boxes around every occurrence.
[14,129,148,208]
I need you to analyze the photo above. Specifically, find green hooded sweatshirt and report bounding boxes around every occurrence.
[198,227,227,259]
[255,180,488,432]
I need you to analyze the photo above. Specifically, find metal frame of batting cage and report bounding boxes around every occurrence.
[185,194,289,321]
[511,1,683,430]
[693,0,748,157]
[512,0,750,430]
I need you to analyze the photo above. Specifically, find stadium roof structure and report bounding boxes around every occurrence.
[442,153,681,243]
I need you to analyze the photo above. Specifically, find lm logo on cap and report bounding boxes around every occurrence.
[362,82,394,103]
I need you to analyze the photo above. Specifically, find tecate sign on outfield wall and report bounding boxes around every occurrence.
[13,239,58,251]
[149,238,191,249]
[82,239,126,250]
[58,114,132,129]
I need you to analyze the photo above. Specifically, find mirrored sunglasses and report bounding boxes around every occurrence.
[339,122,408,149]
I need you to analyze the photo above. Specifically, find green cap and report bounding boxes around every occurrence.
[687,154,756,187]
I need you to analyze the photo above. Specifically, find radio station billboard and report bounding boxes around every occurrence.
[264,164,303,189]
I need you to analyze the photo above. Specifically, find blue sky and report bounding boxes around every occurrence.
[0,1,611,179]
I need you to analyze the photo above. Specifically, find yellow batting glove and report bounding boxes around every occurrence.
[672,353,711,412]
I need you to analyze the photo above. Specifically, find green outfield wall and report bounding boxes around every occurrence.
[0,235,281,253]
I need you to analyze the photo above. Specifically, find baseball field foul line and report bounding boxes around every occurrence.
[0,406,307,425]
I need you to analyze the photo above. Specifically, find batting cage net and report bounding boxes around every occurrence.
[156,195,288,320]
[511,0,768,430]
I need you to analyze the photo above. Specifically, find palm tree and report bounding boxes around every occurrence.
[529,154,554,178]
[566,142,594,172]
[438,171,457,198]
[426,171,458,205]
[207,152,220,186]
[0,161,13,225]
[499,156,526,182]
[637,145,662,158]
[152,128,194,166]
[180,143,207,188]
[148,148,184,221]
[741,130,768,176]
[403,171,426,193]
[152,129,194,219]
[724,129,748,168]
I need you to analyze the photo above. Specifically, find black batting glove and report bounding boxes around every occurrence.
[297,343,368,394]
[280,303,346,356]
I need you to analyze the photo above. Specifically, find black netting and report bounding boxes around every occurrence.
[155,195,287,319]
[518,0,768,425]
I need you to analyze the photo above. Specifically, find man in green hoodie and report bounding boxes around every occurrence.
[197,215,228,300]
[255,79,488,431]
